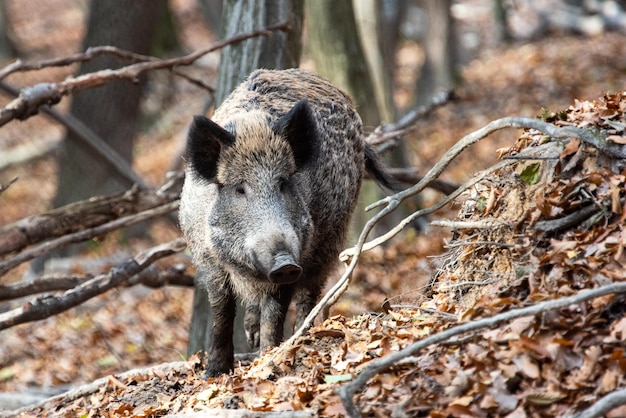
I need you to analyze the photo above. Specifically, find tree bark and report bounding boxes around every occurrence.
[415,0,457,105]
[305,0,392,239]
[53,1,165,208]
[187,0,303,357]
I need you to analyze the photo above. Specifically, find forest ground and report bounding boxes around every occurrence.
[1,0,626,414]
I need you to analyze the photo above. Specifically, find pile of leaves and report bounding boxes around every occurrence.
[422,92,626,416]
[12,94,626,417]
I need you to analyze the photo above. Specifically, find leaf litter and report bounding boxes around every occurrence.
[3,6,626,416]
[9,91,625,417]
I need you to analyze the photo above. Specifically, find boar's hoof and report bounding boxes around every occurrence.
[269,253,302,284]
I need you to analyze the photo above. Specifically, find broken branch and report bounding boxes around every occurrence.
[338,282,626,417]
[0,22,289,126]
[0,201,179,277]
[0,238,186,331]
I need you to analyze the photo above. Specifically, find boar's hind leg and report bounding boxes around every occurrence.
[259,287,294,352]
[205,268,237,377]
[244,301,261,349]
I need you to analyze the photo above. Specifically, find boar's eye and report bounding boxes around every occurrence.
[235,184,246,196]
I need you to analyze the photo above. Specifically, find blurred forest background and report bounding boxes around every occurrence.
[1,0,626,409]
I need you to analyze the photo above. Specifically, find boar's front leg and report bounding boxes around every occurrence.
[259,287,294,352]
[205,267,236,377]
[293,281,322,331]
[244,301,261,349]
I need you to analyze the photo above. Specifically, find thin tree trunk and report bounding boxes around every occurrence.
[415,0,457,105]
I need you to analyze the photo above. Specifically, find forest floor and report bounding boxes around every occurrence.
[1,0,626,417]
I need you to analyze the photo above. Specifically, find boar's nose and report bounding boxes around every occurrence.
[269,253,303,284]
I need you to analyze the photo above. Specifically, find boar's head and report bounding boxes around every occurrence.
[185,100,319,285]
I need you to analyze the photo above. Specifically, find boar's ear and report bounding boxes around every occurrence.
[186,115,235,182]
[274,99,319,169]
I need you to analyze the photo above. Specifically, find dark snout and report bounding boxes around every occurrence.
[269,252,302,284]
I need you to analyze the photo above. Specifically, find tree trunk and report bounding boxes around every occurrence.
[53,1,165,207]
[305,0,391,240]
[30,1,166,274]
[415,0,457,105]
[187,0,303,357]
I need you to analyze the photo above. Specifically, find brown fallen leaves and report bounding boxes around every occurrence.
[12,92,626,417]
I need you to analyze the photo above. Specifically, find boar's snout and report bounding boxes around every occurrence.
[269,253,302,284]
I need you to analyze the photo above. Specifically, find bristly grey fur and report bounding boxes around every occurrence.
[179,68,390,377]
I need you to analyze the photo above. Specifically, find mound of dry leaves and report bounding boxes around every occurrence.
[9,93,626,418]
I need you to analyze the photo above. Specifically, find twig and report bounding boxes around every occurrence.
[444,240,515,248]
[337,282,626,417]
[532,204,601,232]
[0,238,186,331]
[570,387,626,418]
[340,158,512,261]
[431,219,510,230]
[0,46,157,80]
[0,201,179,277]
[366,90,456,148]
[0,22,289,126]
[384,167,459,195]
[389,305,457,320]
[0,177,17,194]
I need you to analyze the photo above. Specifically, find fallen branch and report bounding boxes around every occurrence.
[431,219,511,230]
[337,281,626,417]
[0,171,183,258]
[0,263,193,301]
[0,201,179,277]
[0,22,289,126]
[532,203,602,232]
[0,238,186,331]
[570,387,626,418]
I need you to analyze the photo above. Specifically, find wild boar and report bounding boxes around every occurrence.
[179,68,394,376]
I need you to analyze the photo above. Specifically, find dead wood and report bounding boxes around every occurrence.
[0,238,186,331]
[0,171,183,259]
[0,263,193,301]
[338,282,626,418]
[0,22,289,127]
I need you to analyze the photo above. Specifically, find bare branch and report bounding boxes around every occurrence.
[337,282,626,417]
[0,22,289,126]
[0,46,157,80]
[366,90,456,149]
[431,219,511,230]
[0,171,183,258]
[0,81,148,187]
[0,238,186,331]
[0,201,179,277]
[570,387,626,418]
[0,263,193,301]
[383,167,459,195]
